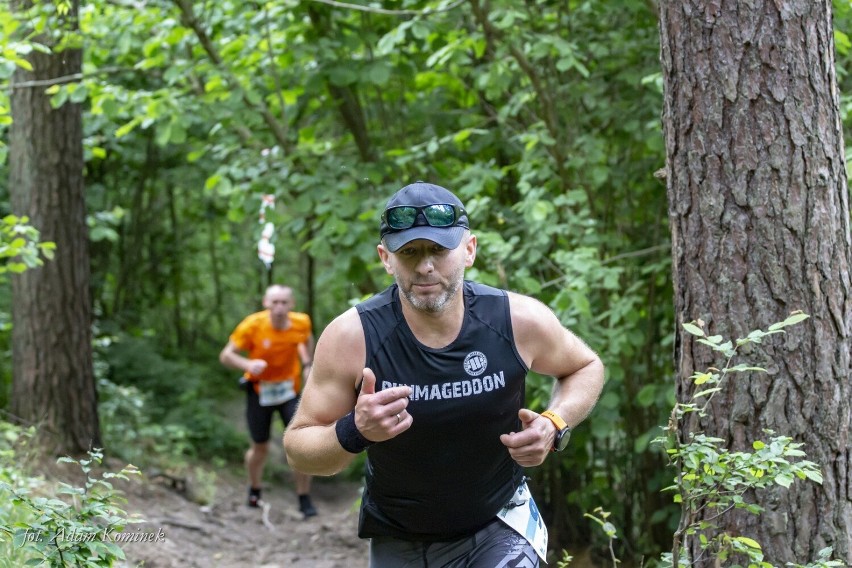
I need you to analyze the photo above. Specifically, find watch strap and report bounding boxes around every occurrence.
[541,410,571,452]
[541,410,568,431]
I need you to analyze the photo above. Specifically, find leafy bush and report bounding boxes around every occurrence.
[651,313,843,568]
[98,377,244,469]
[0,214,55,278]
[96,335,246,465]
[97,336,200,418]
[576,313,843,568]
[98,377,194,470]
[0,422,143,567]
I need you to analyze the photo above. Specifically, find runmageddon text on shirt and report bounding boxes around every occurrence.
[382,371,505,401]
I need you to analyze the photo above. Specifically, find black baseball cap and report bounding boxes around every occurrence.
[379,182,469,252]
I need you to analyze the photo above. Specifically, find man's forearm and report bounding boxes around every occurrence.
[220,350,249,372]
[283,423,359,476]
[550,358,605,427]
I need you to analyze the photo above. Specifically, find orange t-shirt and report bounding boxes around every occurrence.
[229,310,312,393]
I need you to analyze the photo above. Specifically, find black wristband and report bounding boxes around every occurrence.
[335,411,374,454]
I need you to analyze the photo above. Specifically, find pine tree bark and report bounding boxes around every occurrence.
[660,0,852,565]
[9,0,101,455]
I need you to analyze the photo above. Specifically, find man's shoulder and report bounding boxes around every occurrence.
[288,311,312,330]
[327,307,364,337]
[237,310,269,329]
[230,311,268,346]
[356,285,396,313]
[465,280,506,298]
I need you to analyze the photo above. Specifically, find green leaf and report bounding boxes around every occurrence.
[69,84,88,103]
[115,117,142,138]
[768,312,810,330]
[775,472,794,488]
[204,174,222,191]
[635,384,656,407]
[693,372,712,385]
[693,387,721,398]
[803,470,824,484]
[50,88,69,108]
[365,62,391,86]
[327,65,358,86]
[531,201,551,222]
[734,536,762,550]
[187,149,206,163]
[634,431,652,453]
[204,75,225,93]
[683,322,705,337]
[13,529,29,549]
[155,122,172,147]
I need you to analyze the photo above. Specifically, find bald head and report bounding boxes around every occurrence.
[263,285,295,327]
[265,285,293,300]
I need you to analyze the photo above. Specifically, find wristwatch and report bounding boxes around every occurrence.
[541,410,572,452]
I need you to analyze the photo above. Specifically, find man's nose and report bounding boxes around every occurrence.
[416,255,434,272]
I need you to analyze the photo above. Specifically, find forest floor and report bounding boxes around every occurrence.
[115,462,368,568]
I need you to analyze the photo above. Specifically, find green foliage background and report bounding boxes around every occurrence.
[1,0,851,564]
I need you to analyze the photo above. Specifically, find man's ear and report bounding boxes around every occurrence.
[464,233,477,268]
[377,243,394,275]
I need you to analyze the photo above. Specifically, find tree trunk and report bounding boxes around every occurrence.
[660,0,852,565]
[9,0,101,455]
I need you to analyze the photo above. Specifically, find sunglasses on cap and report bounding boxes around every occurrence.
[381,204,467,230]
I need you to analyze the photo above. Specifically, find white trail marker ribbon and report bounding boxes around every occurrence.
[257,194,276,269]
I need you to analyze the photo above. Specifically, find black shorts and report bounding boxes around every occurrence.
[245,387,300,443]
[368,518,539,567]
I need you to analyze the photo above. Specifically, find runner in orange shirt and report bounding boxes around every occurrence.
[220,284,317,517]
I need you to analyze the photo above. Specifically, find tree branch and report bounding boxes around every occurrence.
[305,0,466,16]
[173,0,291,151]
[8,66,126,89]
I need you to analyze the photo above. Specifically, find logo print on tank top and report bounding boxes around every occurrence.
[463,351,488,376]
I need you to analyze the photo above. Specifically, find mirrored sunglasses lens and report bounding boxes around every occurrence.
[423,204,455,227]
[388,207,417,229]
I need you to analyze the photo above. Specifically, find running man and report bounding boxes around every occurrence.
[220,284,317,518]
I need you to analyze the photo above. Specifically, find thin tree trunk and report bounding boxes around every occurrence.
[9,0,101,455]
[166,183,184,348]
[208,214,224,330]
[660,0,852,565]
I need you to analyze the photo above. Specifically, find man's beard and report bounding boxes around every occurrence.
[397,264,464,313]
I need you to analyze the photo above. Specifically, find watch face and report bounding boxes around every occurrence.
[555,428,571,451]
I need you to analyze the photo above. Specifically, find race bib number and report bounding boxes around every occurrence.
[258,381,296,407]
[496,481,548,563]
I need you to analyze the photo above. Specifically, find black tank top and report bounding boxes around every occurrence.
[356,281,528,541]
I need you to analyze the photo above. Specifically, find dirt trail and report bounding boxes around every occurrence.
[117,467,369,568]
[115,394,369,567]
